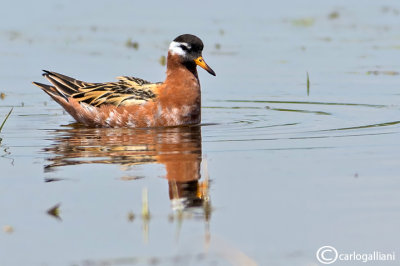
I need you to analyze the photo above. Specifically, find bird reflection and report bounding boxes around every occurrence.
[43,124,211,216]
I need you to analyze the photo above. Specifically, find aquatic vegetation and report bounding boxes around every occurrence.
[142,187,150,243]
[328,11,340,19]
[127,211,135,222]
[320,37,332,42]
[7,30,21,41]
[47,203,61,220]
[381,6,400,15]
[120,175,144,181]
[201,158,212,222]
[125,38,139,50]
[142,187,150,220]
[366,70,399,75]
[159,55,166,66]
[225,99,385,108]
[44,178,64,182]
[292,17,315,27]
[307,72,310,96]
[0,108,13,133]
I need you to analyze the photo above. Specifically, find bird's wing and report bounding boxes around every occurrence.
[71,78,160,107]
[36,70,161,107]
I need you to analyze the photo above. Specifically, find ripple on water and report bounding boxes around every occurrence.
[201,99,399,150]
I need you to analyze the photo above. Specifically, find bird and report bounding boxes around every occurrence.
[33,34,215,128]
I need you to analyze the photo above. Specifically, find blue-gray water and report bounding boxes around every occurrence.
[1,1,400,265]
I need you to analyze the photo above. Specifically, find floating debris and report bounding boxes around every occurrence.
[127,211,135,222]
[219,29,225,36]
[47,203,61,220]
[320,37,332,42]
[328,11,340,20]
[366,70,399,75]
[8,31,21,41]
[125,38,139,50]
[381,6,400,15]
[159,55,166,66]
[44,177,64,183]
[3,225,14,234]
[0,92,5,100]
[120,176,144,181]
[292,17,315,27]
[0,108,13,133]
[307,72,310,96]
[215,43,221,50]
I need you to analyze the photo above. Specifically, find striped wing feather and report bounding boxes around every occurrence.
[41,71,160,107]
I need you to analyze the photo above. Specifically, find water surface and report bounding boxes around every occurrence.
[1,1,400,265]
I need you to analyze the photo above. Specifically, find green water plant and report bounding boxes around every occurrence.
[141,187,150,244]
[307,72,310,96]
[47,203,61,220]
[292,17,315,27]
[0,108,13,133]
[159,55,166,66]
[125,38,139,50]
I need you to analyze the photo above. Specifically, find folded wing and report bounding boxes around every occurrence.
[33,70,160,107]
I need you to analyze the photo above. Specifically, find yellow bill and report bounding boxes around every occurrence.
[194,56,216,76]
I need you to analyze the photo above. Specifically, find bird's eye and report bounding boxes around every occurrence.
[180,45,189,51]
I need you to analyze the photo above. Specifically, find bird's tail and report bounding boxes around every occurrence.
[33,70,91,100]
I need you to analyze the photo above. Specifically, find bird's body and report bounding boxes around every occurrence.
[33,34,215,128]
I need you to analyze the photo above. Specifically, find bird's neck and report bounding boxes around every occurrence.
[165,53,199,83]
[161,52,201,124]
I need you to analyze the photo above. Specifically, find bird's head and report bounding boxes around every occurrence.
[168,34,216,76]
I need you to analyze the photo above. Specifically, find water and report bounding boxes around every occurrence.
[1,1,400,265]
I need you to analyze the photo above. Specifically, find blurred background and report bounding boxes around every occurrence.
[1,0,400,265]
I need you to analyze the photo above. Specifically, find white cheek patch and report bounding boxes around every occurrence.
[168,41,190,56]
